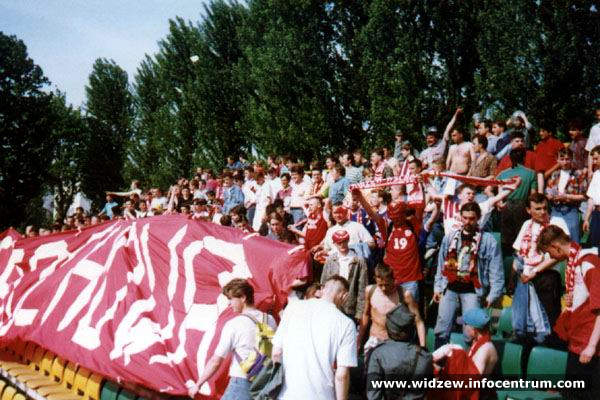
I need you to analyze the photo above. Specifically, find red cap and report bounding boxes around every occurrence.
[332,230,350,244]
[387,201,406,219]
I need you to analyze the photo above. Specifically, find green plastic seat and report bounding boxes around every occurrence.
[449,333,468,349]
[116,389,136,400]
[499,346,566,400]
[493,307,513,340]
[100,381,120,400]
[426,328,435,352]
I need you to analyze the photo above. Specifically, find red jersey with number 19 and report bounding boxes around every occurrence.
[383,224,423,284]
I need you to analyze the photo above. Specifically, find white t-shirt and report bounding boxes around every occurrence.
[290,179,310,208]
[150,196,169,211]
[585,122,600,152]
[214,309,277,379]
[323,221,374,254]
[558,170,570,194]
[272,299,357,400]
[587,170,600,205]
[338,253,353,280]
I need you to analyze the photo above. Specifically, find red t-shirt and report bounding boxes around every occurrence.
[383,224,423,284]
[495,151,536,175]
[304,211,328,250]
[534,137,564,172]
[555,259,600,356]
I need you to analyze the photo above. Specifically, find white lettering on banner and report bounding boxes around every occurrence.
[59,231,128,332]
[13,240,70,327]
[141,223,157,291]
[183,241,204,312]
[128,222,145,285]
[71,224,143,349]
[40,224,121,326]
[168,226,188,301]
[202,236,253,286]
[0,248,24,298]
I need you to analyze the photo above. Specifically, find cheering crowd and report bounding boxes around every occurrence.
[23,106,600,399]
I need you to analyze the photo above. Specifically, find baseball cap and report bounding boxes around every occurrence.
[458,308,490,329]
[332,230,350,244]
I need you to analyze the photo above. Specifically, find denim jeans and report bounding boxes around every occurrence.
[552,204,580,243]
[289,207,306,224]
[222,377,251,400]
[434,289,481,349]
[399,280,419,302]
[246,205,256,228]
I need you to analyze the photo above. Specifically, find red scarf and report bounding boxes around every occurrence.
[468,332,492,359]
[443,229,482,288]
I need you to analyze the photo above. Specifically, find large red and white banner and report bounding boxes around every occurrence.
[0,216,310,398]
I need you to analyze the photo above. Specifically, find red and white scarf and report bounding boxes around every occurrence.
[565,242,581,307]
[518,220,548,266]
[443,229,483,288]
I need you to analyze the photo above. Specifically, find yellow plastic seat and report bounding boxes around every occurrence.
[0,381,6,394]
[7,346,45,377]
[1,386,16,400]
[19,350,55,383]
[44,363,90,400]
[3,344,39,375]
[26,355,66,390]
[36,361,77,397]
[0,343,34,371]
[13,394,25,400]
[84,373,103,400]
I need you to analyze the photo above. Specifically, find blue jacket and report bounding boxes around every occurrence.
[329,177,349,204]
[223,185,244,213]
[434,230,504,304]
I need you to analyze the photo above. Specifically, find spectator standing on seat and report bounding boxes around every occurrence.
[497,148,538,255]
[584,146,600,247]
[545,148,587,243]
[433,202,504,349]
[358,264,425,355]
[320,230,368,322]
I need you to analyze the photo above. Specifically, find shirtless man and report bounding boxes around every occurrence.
[358,264,425,354]
[446,128,476,175]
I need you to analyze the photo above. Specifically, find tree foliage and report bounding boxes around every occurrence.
[0,32,55,230]
[82,58,134,206]
[3,2,600,230]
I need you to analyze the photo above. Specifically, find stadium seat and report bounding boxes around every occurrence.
[498,346,566,400]
[84,373,104,400]
[426,328,435,352]
[36,361,77,397]
[116,388,137,400]
[44,364,92,400]
[500,342,523,377]
[493,307,512,340]
[1,386,16,400]
[99,380,120,400]
[526,347,567,384]
[12,394,25,400]
[449,333,468,349]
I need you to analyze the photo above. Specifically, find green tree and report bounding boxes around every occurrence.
[82,58,133,205]
[0,32,56,230]
[242,0,365,161]
[46,92,90,222]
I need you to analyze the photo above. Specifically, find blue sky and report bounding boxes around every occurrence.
[0,1,207,107]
